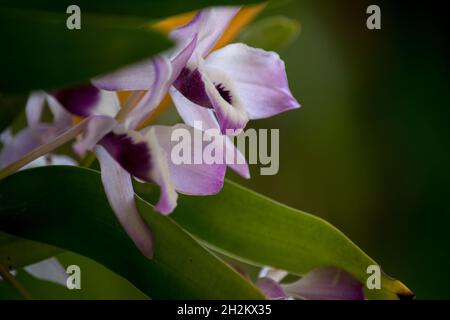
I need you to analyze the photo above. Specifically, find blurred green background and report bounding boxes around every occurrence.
[232,0,450,299]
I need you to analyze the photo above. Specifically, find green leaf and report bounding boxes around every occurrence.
[0,166,264,299]
[238,16,300,52]
[0,232,61,270]
[0,251,148,299]
[135,180,414,300]
[0,9,172,94]
[0,94,27,132]
[1,1,264,19]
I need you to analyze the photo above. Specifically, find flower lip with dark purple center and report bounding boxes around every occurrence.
[99,132,152,182]
[173,68,212,108]
[174,67,234,110]
[52,84,100,117]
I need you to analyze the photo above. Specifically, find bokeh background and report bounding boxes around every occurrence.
[232,0,450,299]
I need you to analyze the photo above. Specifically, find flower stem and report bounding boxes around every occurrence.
[115,90,146,123]
[0,263,34,300]
[0,120,88,180]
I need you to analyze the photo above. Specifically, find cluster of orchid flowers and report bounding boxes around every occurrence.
[1,7,299,256]
[0,7,365,299]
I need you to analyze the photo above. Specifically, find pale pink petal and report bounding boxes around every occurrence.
[0,125,60,168]
[73,115,117,157]
[25,258,68,286]
[205,43,300,119]
[95,146,154,258]
[125,57,173,130]
[25,91,46,127]
[99,129,178,215]
[151,124,226,195]
[92,59,157,91]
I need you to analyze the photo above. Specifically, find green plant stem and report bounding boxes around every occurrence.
[0,263,34,300]
[80,152,97,168]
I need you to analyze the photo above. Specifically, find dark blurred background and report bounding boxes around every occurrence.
[231,0,450,299]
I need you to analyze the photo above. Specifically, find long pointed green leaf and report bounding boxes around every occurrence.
[135,180,413,300]
[0,166,264,299]
[1,1,264,19]
[0,9,172,93]
[0,232,61,270]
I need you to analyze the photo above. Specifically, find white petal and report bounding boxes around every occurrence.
[205,43,300,119]
[95,146,154,258]
[25,91,46,127]
[25,258,68,286]
[152,124,226,195]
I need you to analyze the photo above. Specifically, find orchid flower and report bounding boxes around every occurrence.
[256,267,365,300]
[93,7,299,177]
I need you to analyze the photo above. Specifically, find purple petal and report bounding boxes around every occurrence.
[92,59,157,91]
[282,267,365,300]
[172,56,249,133]
[25,91,46,127]
[99,129,178,215]
[205,43,300,119]
[170,35,198,82]
[51,84,119,118]
[151,125,226,195]
[170,7,239,61]
[25,258,67,286]
[173,67,211,108]
[142,128,178,214]
[198,57,249,133]
[73,115,117,157]
[257,277,288,300]
[125,57,173,130]
[95,146,154,257]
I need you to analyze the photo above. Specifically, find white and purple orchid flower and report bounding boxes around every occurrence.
[93,7,300,177]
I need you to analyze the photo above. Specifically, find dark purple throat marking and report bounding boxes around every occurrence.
[52,84,100,117]
[215,83,232,104]
[174,67,234,109]
[100,132,152,182]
